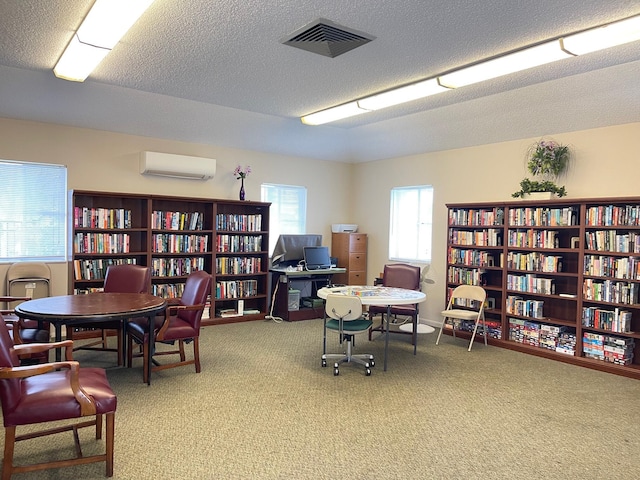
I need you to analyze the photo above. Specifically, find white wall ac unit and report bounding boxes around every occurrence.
[139,151,216,180]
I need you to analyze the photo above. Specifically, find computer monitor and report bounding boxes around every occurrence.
[303,246,332,270]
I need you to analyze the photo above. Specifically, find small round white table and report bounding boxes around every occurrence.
[317,285,426,371]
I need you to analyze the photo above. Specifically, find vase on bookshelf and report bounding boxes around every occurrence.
[239,178,245,201]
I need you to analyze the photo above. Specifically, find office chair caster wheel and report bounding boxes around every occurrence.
[370,360,375,367]
[322,359,327,367]
[334,367,339,376]
[365,368,371,376]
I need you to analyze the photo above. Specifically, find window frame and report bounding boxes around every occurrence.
[0,160,68,263]
[388,185,433,264]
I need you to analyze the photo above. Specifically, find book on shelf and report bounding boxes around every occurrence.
[218,308,241,318]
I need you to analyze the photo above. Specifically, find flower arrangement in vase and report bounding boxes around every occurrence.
[233,165,251,201]
[512,139,571,198]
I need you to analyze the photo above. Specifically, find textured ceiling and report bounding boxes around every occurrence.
[0,0,639,163]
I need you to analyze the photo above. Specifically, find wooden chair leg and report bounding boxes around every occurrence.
[2,427,16,480]
[95,413,103,439]
[105,412,115,477]
[178,340,186,362]
[193,337,201,373]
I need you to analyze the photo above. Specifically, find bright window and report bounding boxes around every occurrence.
[389,185,433,263]
[0,160,67,262]
[261,183,307,254]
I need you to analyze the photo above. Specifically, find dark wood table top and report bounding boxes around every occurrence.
[14,293,167,324]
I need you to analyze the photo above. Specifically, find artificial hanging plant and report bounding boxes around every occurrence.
[512,139,571,198]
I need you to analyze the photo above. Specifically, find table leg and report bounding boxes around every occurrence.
[413,313,418,355]
[146,313,154,385]
[54,323,63,362]
[384,304,391,371]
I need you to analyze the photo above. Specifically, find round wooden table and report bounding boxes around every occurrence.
[15,293,167,384]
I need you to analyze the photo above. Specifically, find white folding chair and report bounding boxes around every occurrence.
[436,285,487,351]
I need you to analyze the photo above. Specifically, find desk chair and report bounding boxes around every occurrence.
[0,313,117,478]
[68,264,151,366]
[436,285,487,351]
[322,293,374,376]
[368,263,421,354]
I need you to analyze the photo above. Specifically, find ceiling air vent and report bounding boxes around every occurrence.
[281,19,374,58]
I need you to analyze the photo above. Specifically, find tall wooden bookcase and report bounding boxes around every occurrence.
[446,197,640,380]
[69,190,270,325]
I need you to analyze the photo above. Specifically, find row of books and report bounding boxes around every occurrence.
[216,213,263,232]
[447,267,485,286]
[216,257,263,275]
[73,258,137,280]
[151,210,205,231]
[152,283,187,299]
[450,318,502,339]
[507,274,555,295]
[449,229,502,247]
[585,204,640,227]
[582,306,632,333]
[215,279,258,299]
[448,208,503,227]
[447,247,497,267]
[506,295,544,319]
[583,332,634,365]
[151,257,206,277]
[74,206,133,229]
[508,318,576,354]
[584,230,640,253]
[216,234,262,253]
[508,206,577,227]
[506,252,562,273]
[583,254,640,280]
[151,234,209,254]
[507,229,559,249]
[74,232,131,254]
[583,279,639,305]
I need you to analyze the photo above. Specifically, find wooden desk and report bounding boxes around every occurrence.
[317,285,426,371]
[15,293,167,385]
[270,267,346,321]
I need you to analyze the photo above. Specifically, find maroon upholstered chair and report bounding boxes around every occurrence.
[126,270,211,383]
[1,296,50,365]
[68,264,151,365]
[0,313,117,478]
[368,263,422,354]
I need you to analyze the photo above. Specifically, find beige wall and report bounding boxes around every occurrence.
[2,117,639,325]
[0,117,353,295]
[354,122,640,323]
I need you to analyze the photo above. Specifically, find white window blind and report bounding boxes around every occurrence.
[389,185,433,263]
[0,160,67,262]
[261,183,307,254]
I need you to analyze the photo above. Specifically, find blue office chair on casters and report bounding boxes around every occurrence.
[322,294,374,376]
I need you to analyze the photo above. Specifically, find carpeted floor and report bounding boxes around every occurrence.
[3,318,640,479]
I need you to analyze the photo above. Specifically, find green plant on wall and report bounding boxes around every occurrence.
[512,139,571,198]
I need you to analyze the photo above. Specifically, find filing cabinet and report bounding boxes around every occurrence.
[331,233,367,285]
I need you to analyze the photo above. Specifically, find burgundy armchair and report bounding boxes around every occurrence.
[1,296,50,364]
[126,270,211,383]
[368,263,422,354]
[68,263,151,365]
[0,313,117,478]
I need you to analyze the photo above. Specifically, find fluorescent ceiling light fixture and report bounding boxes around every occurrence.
[300,14,640,125]
[357,78,449,110]
[438,41,573,88]
[561,15,640,55]
[301,102,369,125]
[53,0,155,82]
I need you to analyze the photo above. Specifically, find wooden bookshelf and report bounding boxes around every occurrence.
[69,190,270,325]
[446,197,640,380]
